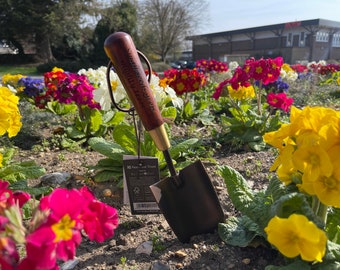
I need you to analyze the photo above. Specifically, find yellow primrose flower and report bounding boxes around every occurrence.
[311,145,340,207]
[274,145,296,185]
[292,145,333,183]
[1,73,26,87]
[313,169,340,207]
[52,67,64,72]
[281,63,294,73]
[290,106,339,138]
[0,86,22,137]
[265,214,327,262]
[227,85,255,100]
[263,123,294,150]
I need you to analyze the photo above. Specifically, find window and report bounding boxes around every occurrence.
[316,31,329,42]
[286,33,292,46]
[333,33,340,47]
[300,32,305,46]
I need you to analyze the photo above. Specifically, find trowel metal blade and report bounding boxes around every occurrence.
[150,160,224,243]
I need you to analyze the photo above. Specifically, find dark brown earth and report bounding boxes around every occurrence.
[14,127,285,270]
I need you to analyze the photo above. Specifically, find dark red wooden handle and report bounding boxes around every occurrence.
[104,32,163,131]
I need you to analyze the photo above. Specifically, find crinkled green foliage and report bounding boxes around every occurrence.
[218,164,340,269]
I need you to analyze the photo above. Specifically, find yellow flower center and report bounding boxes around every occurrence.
[111,80,118,92]
[51,214,75,242]
[256,66,262,74]
[309,153,319,165]
[323,176,337,189]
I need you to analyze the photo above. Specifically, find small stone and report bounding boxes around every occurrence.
[60,258,79,270]
[40,172,71,187]
[242,258,251,264]
[175,263,184,269]
[150,261,170,270]
[136,241,153,255]
[102,189,112,197]
[192,243,199,249]
[174,250,187,258]
[159,220,170,230]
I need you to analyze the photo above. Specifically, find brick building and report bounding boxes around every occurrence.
[187,19,340,64]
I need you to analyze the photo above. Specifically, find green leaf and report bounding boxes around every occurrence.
[265,260,311,270]
[161,107,177,120]
[169,138,198,160]
[183,101,194,118]
[198,109,215,125]
[93,170,122,182]
[89,108,103,132]
[218,215,261,247]
[88,137,128,161]
[97,158,123,167]
[1,147,16,166]
[105,111,125,126]
[9,180,52,197]
[65,126,85,139]
[112,124,137,155]
[265,176,287,202]
[270,193,324,228]
[0,161,46,183]
[46,101,77,115]
[322,240,340,264]
[248,140,267,151]
[241,128,261,143]
[326,208,340,244]
[218,165,254,214]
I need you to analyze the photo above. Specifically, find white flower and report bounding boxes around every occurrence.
[228,61,239,71]
[317,60,327,66]
[79,66,127,111]
[164,85,183,108]
[149,75,183,109]
[280,69,298,82]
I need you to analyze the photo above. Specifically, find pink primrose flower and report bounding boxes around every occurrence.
[79,186,119,242]
[267,92,294,112]
[0,236,20,269]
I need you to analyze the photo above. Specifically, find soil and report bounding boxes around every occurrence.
[13,123,286,270]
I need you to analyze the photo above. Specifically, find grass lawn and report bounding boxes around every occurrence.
[0,65,42,77]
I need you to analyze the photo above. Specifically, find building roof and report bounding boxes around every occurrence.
[187,18,340,40]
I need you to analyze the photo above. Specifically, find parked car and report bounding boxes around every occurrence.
[170,60,196,69]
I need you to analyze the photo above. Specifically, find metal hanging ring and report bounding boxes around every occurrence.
[106,50,152,115]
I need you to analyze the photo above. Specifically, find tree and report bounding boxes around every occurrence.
[0,0,98,63]
[138,0,208,62]
[90,0,139,65]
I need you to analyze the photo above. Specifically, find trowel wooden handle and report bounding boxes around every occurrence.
[104,32,170,151]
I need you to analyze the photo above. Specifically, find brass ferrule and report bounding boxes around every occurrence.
[148,124,170,151]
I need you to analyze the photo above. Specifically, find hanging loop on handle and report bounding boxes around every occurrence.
[106,50,152,115]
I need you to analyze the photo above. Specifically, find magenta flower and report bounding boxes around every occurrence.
[0,180,30,212]
[0,180,119,269]
[79,186,119,242]
[267,92,294,112]
[43,70,100,109]
[24,226,58,269]
[0,237,20,269]
[38,188,85,261]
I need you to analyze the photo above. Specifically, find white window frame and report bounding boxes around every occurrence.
[316,31,329,42]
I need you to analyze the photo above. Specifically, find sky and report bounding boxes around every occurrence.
[196,0,340,34]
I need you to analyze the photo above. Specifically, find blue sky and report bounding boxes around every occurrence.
[196,0,340,34]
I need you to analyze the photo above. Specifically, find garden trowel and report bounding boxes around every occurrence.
[104,32,224,243]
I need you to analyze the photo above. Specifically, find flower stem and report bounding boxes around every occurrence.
[312,196,328,226]
[257,80,263,115]
[317,202,329,226]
